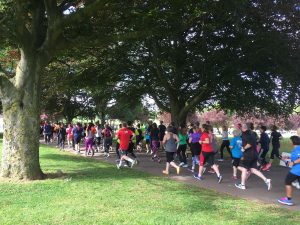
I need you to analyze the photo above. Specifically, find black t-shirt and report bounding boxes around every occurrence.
[150,128,160,141]
[271,131,282,146]
[242,130,258,160]
[158,124,166,136]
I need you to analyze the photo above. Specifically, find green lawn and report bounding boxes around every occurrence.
[0,142,299,224]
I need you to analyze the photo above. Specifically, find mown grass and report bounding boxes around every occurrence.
[0,141,299,225]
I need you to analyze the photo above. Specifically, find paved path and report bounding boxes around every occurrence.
[52,143,300,211]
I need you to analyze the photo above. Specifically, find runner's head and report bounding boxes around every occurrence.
[290,136,300,146]
[122,122,127,128]
[241,123,249,132]
[152,123,157,129]
[271,125,278,132]
[202,124,209,133]
[222,125,228,131]
[260,125,267,132]
[160,121,163,125]
[137,123,140,128]
[167,126,173,133]
[232,129,241,137]
[119,123,122,128]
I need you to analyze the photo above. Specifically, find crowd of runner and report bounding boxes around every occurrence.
[41,120,300,206]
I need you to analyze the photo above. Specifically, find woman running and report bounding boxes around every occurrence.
[194,124,223,183]
[162,126,180,175]
[229,130,243,180]
[177,125,189,168]
[66,124,73,148]
[188,126,201,172]
[218,125,232,161]
[278,136,300,206]
[150,123,161,162]
[85,123,96,157]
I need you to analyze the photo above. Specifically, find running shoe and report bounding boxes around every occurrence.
[176,167,180,175]
[235,183,246,190]
[278,197,294,206]
[292,181,300,190]
[182,164,188,168]
[218,175,223,183]
[179,162,185,167]
[265,179,272,191]
[262,163,271,171]
[217,159,224,162]
[193,174,203,180]
[116,164,121,169]
[130,160,137,168]
[162,170,169,175]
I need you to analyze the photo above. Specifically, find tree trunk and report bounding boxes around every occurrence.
[0,51,44,180]
[170,101,188,127]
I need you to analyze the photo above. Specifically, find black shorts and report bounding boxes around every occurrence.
[200,152,214,166]
[232,157,241,167]
[191,142,202,156]
[75,137,81,144]
[146,139,150,144]
[119,150,128,156]
[285,172,300,185]
[127,142,134,153]
[241,158,258,169]
[166,152,175,163]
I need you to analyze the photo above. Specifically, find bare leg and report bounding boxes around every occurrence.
[286,185,293,198]
[211,164,220,177]
[233,166,237,177]
[250,168,267,181]
[238,166,247,185]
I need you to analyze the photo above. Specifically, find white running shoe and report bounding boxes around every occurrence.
[265,179,272,191]
[235,183,246,190]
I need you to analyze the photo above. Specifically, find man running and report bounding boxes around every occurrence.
[158,121,167,149]
[235,123,271,190]
[116,122,137,169]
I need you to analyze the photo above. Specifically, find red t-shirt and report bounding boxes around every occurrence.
[117,128,134,150]
[200,132,213,152]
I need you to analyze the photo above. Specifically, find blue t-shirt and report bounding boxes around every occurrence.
[230,136,243,158]
[290,145,300,176]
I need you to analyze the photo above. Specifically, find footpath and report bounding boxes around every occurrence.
[52,143,300,211]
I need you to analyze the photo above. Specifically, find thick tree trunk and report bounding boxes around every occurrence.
[0,51,44,180]
[170,102,188,127]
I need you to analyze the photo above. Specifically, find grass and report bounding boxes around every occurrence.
[0,141,299,224]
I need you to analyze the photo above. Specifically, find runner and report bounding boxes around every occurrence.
[177,125,189,168]
[102,125,113,157]
[85,123,96,157]
[43,121,52,144]
[66,124,73,148]
[115,124,122,160]
[218,126,232,161]
[95,121,103,153]
[150,123,161,162]
[265,125,282,170]
[194,124,223,183]
[162,126,180,175]
[127,121,137,160]
[73,123,83,153]
[145,128,151,154]
[116,122,137,169]
[188,126,201,172]
[158,121,167,149]
[135,124,144,152]
[58,123,66,150]
[235,123,271,190]
[229,130,243,180]
[259,126,270,170]
[278,136,300,206]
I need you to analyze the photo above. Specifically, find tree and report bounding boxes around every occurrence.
[120,0,300,125]
[0,1,131,179]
